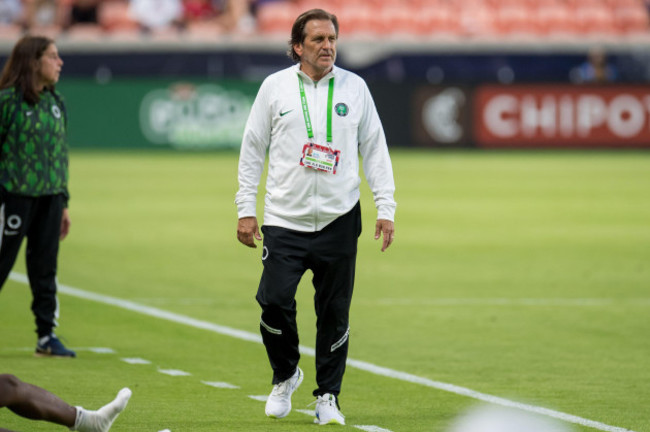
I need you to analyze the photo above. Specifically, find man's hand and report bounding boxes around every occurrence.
[237,217,262,248]
[60,208,71,241]
[374,219,395,252]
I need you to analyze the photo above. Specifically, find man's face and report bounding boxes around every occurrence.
[294,19,337,81]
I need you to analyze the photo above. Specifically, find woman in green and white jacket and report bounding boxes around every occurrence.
[0,35,75,358]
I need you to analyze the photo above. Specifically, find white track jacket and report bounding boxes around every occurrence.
[236,64,396,232]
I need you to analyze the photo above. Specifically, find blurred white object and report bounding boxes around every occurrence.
[448,405,574,432]
[129,0,182,29]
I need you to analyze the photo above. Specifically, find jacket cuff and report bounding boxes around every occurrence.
[237,201,257,219]
[377,204,396,222]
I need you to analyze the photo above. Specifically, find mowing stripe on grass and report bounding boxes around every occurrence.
[371,298,650,307]
[8,272,635,432]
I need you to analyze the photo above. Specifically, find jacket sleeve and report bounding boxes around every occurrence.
[235,78,272,219]
[357,80,396,222]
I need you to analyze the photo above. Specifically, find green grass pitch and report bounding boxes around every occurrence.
[1,149,649,432]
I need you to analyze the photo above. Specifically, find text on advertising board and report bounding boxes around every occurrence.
[475,86,650,148]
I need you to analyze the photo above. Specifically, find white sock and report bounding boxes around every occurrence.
[71,388,132,432]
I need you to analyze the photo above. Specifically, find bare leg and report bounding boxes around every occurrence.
[0,374,76,427]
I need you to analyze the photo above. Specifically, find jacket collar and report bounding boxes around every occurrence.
[294,64,336,84]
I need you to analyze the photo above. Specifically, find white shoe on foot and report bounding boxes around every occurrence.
[73,387,132,432]
[314,393,345,425]
[265,367,303,419]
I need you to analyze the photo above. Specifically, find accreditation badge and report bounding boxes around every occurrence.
[300,143,341,174]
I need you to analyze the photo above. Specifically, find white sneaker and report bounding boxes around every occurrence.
[313,393,345,425]
[73,388,132,432]
[265,367,304,419]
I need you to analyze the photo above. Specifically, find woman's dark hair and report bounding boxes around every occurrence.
[0,35,55,105]
[287,9,339,63]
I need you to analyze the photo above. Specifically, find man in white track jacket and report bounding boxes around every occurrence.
[235,8,396,426]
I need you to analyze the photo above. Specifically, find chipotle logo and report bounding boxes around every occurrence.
[474,86,650,148]
[413,86,471,147]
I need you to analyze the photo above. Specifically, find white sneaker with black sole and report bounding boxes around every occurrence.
[313,393,345,425]
[265,367,304,419]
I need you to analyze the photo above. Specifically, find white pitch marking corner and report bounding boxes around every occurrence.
[158,368,191,377]
[121,357,152,365]
[202,381,240,389]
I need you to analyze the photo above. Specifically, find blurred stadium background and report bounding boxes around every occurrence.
[1,0,649,151]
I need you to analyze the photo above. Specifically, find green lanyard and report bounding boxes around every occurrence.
[298,74,334,143]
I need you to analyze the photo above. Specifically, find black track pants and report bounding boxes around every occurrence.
[256,202,362,398]
[0,191,64,337]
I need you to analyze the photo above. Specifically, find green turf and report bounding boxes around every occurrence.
[1,150,648,432]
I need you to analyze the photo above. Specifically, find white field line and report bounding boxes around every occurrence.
[354,426,394,432]
[294,409,391,431]
[248,395,268,402]
[8,272,635,432]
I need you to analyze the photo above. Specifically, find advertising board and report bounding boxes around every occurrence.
[412,85,650,149]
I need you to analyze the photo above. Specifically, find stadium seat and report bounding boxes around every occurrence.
[496,4,537,36]
[458,3,498,37]
[305,0,345,8]
[604,0,642,7]
[492,0,543,8]
[570,0,608,6]
[336,4,374,36]
[575,4,619,35]
[256,1,298,35]
[412,4,461,37]
[364,0,410,7]
[536,3,577,37]
[535,0,568,5]
[408,0,450,8]
[614,4,650,35]
[376,5,413,35]
[296,0,342,15]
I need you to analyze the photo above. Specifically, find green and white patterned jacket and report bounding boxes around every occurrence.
[0,87,69,206]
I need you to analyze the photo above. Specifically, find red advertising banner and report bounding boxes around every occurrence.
[474,85,650,148]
